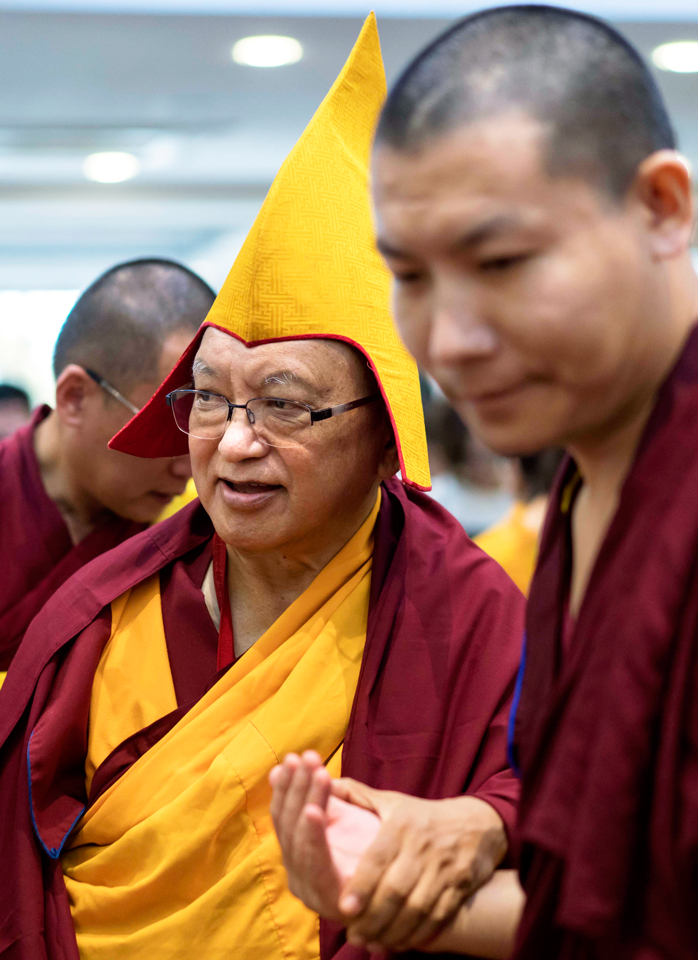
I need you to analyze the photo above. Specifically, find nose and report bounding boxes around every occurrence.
[428,281,499,368]
[217,407,268,461]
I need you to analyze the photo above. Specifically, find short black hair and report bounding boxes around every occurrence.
[0,384,30,408]
[53,258,216,391]
[377,4,676,198]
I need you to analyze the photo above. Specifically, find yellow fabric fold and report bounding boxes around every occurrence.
[62,491,380,960]
[475,500,541,595]
[85,583,178,795]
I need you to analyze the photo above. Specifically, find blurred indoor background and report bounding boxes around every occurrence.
[1,0,697,535]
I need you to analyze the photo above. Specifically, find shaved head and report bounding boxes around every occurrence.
[377,4,676,198]
[53,258,215,391]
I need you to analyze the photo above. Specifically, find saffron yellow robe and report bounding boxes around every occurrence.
[62,495,379,960]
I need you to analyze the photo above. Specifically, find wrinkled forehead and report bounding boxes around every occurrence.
[193,327,373,396]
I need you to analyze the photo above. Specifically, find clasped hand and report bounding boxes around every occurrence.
[269,751,507,953]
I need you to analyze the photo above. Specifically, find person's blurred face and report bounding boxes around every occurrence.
[373,112,690,455]
[0,400,31,440]
[59,331,193,523]
[188,329,396,557]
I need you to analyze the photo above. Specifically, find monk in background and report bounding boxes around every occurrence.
[272,5,698,958]
[0,19,523,960]
[0,258,214,674]
[0,385,31,441]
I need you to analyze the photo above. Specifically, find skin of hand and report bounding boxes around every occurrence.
[270,752,508,953]
[331,778,508,952]
[269,751,382,921]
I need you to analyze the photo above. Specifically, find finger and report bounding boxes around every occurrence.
[345,844,424,944]
[390,885,465,952]
[332,778,381,811]
[275,755,312,853]
[338,818,403,920]
[306,766,332,813]
[292,802,342,916]
[269,758,295,825]
[332,779,403,819]
[362,859,459,950]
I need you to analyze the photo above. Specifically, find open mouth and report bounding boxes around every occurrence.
[221,480,282,495]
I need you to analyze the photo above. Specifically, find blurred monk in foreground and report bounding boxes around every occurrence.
[272,5,698,958]
[0,258,214,672]
[0,19,523,960]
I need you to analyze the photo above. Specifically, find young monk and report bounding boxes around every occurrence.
[0,17,524,960]
[271,5,698,958]
[0,258,213,672]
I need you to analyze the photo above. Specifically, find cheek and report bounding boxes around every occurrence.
[500,239,639,386]
[188,440,221,503]
[392,285,431,367]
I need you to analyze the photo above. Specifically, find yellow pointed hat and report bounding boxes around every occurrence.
[111,13,430,491]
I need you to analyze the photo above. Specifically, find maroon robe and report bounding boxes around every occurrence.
[0,407,145,670]
[0,476,523,960]
[512,323,698,959]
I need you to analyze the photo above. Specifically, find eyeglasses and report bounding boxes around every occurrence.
[85,368,140,416]
[166,389,380,449]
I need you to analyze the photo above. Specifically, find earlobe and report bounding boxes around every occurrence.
[377,435,400,481]
[634,150,694,260]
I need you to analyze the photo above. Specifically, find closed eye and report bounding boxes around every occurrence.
[479,253,531,272]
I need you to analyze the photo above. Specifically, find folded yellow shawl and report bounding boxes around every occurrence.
[62,494,379,960]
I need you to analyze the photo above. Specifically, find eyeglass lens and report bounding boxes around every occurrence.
[170,392,314,448]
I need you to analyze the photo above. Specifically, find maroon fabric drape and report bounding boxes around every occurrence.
[0,407,145,670]
[0,480,524,959]
[512,323,698,960]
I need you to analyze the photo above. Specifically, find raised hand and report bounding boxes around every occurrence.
[269,751,381,920]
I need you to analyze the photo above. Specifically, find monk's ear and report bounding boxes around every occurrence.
[632,150,694,261]
[54,365,99,426]
[377,426,400,481]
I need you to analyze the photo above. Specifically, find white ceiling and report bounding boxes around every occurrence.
[0,5,697,297]
[2,0,698,19]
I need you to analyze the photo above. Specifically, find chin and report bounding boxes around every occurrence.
[473,420,564,458]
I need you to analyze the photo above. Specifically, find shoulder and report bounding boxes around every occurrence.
[0,501,212,744]
[393,479,524,598]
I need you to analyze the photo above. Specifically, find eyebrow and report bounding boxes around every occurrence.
[262,370,321,395]
[454,214,525,251]
[192,359,217,377]
[376,213,525,261]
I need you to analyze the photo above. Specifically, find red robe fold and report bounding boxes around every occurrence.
[512,323,698,960]
[0,477,524,960]
[0,407,145,669]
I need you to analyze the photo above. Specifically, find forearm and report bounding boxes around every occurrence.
[419,870,525,959]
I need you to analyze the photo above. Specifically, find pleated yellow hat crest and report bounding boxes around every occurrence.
[111,13,430,491]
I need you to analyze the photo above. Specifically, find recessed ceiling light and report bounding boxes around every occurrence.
[83,151,140,183]
[232,35,303,68]
[651,40,698,73]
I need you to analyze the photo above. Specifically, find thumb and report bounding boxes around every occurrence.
[331,778,403,818]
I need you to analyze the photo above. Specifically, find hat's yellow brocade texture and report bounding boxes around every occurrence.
[205,13,430,490]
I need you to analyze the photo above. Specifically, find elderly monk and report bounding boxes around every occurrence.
[0,258,213,673]
[0,18,523,960]
[271,5,698,959]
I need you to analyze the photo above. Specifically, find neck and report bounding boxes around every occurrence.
[567,290,698,616]
[225,484,380,657]
[33,411,111,545]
